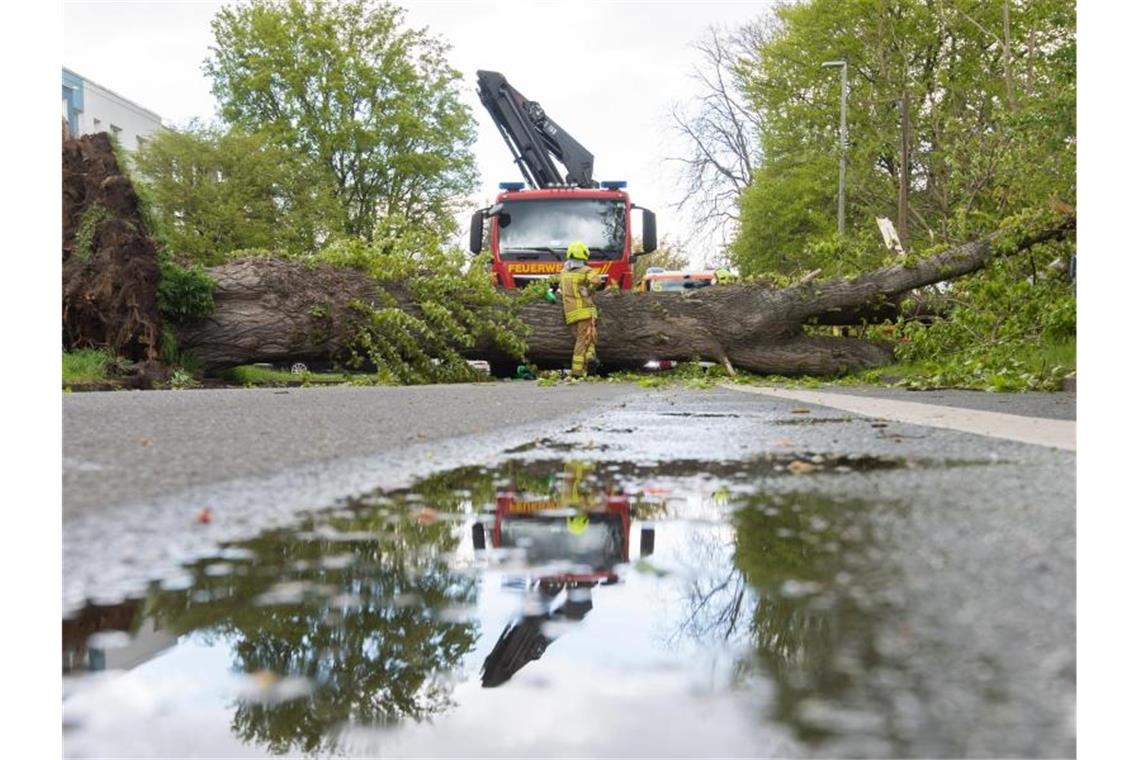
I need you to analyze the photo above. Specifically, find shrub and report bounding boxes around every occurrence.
[157,262,216,325]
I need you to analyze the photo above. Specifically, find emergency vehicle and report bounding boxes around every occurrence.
[468,70,658,291]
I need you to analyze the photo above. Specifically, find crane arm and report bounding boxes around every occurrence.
[476,70,597,189]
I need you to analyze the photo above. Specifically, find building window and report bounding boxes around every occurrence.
[136,135,147,150]
[93,118,101,128]
[110,124,122,136]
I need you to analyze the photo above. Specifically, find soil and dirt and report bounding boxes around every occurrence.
[62,132,164,382]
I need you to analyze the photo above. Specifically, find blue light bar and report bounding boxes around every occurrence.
[600,180,627,189]
[498,182,525,191]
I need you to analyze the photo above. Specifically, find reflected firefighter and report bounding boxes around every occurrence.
[472,462,655,687]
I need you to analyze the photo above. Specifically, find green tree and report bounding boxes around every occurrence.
[734,156,839,273]
[134,124,341,264]
[730,0,1075,276]
[714,0,1076,389]
[205,0,478,240]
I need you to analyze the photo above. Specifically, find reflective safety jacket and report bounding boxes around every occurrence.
[559,263,601,324]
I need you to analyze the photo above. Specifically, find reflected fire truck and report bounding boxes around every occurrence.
[471,463,656,687]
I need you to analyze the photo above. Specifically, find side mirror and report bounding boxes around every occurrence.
[641,208,657,253]
[487,203,511,228]
[640,527,656,557]
[469,211,483,254]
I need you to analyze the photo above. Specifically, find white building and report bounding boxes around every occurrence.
[62,67,164,151]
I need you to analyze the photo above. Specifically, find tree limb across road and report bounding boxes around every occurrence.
[177,211,1074,375]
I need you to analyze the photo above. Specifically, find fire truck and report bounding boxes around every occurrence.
[468,70,658,290]
[470,471,655,583]
[471,463,656,686]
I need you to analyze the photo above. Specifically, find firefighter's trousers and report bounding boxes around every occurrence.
[570,318,597,377]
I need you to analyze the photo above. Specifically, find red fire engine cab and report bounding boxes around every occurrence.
[470,463,655,585]
[470,464,657,687]
[468,70,657,290]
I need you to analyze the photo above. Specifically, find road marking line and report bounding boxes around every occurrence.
[722,384,1075,451]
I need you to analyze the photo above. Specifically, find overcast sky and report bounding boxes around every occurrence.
[62,0,771,265]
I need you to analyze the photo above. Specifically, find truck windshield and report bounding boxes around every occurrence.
[498,515,623,569]
[498,199,626,260]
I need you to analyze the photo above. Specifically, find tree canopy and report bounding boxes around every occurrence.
[133,124,341,264]
[729,0,1075,277]
[204,0,478,240]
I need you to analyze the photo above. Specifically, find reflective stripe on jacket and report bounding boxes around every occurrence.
[560,264,601,324]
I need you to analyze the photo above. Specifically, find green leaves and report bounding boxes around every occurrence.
[73,204,112,263]
[133,124,341,264]
[879,247,1076,391]
[204,0,477,240]
[719,0,1075,391]
[732,0,1075,276]
[316,226,528,384]
[156,261,216,325]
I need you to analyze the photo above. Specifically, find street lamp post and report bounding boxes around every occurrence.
[822,60,848,236]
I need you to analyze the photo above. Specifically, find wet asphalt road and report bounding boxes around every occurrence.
[62,382,1075,757]
[505,386,1075,757]
[63,383,637,520]
[62,383,1075,520]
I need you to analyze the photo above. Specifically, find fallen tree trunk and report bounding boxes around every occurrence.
[176,258,381,369]
[177,212,1074,376]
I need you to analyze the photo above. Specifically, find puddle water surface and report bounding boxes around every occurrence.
[64,455,990,757]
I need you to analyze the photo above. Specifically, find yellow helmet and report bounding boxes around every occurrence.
[566,513,589,535]
[566,241,589,261]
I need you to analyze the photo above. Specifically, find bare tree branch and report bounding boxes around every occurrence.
[667,21,768,262]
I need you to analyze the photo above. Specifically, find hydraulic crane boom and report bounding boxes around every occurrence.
[476,70,597,189]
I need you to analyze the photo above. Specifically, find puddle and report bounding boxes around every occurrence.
[773,416,856,425]
[658,412,743,418]
[504,437,609,454]
[63,457,1022,758]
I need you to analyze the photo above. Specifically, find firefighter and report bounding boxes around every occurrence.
[559,241,602,378]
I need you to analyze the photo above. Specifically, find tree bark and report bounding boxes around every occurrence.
[176,258,381,369]
[177,212,1074,376]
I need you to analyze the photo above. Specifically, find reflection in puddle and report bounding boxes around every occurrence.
[474,462,655,688]
[63,454,1021,757]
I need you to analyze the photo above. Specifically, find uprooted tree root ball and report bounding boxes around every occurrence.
[62,133,163,369]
